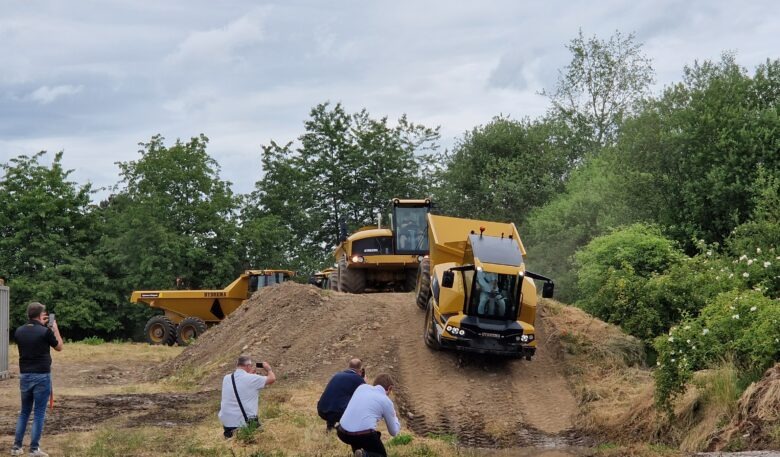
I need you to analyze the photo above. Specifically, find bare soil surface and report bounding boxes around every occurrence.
[160,283,584,449]
[0,344,209,441]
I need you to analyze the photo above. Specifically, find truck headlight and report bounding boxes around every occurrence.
[351,255,364,263]
[446,326,464,336]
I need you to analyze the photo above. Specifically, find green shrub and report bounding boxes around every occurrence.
[235,420,261,444]
[81,336,105,345]
[574,224,684,339]
[642,255,743,334]
[653,290,780,410]
[387,433,413,446]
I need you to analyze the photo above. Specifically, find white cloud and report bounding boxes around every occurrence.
[1,0,779,200]
[29,84,83,104]
[165,7,269,67]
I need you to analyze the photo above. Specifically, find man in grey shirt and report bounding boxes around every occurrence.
[337,373,400,457]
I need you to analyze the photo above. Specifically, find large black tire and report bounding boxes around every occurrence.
[424,298,440,350]
[338,257,366,294]
[176,316,208,346]
[404,268,417,292]
[415,257,431,309]
[329,271,339,291]
[144,315,177,346]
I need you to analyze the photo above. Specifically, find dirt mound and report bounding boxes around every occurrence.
[157,283,588,447]
[709,363,780,451]
[155,282,399,388]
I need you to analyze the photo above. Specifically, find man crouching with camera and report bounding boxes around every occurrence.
[218,355,276,438]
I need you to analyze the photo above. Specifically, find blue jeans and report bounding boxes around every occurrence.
[14,373,52,450]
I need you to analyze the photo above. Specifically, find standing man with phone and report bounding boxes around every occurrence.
[11,302,64,457]
[218,355,276,438]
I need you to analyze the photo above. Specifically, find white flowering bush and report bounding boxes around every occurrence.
[654,290,780,410]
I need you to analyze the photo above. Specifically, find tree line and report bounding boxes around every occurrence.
[1,29,778,399]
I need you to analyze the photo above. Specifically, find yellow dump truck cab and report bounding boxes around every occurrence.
[332,198,432,293]
[309,267,334,290]
[130,269,294,346]
[419,214,554,359]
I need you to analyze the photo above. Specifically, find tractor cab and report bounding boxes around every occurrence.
[249,270,294,293]
[391,198,432,255]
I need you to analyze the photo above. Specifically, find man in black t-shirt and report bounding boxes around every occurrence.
[11,302,63,457]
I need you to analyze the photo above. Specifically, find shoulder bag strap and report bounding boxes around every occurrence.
[231,373,250,424]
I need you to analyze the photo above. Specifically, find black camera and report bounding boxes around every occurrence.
[256,362,265,369]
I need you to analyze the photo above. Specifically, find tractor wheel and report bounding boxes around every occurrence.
[404,268,417,292]
[424,298,440,350]
[338,257,366,294]
[144,315,177,346]
[176,316,208,346]
[329,271,339,291]
[415,257,431,309]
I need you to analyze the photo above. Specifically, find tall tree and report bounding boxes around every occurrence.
[246,102,440,273]
[0,152,120,336]
[102,135,242,294]
[434,116,574,224]
[543,29,655,149]
[615,54,780,245]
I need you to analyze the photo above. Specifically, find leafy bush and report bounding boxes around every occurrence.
[387,433,413,446]
[574,224,684,339]
[82,336,105,345]
[653,290,780,410]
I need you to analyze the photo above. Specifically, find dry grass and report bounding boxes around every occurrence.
[49,380,476,457]
[7,341,183,364]
[540,299,653,440]
[541,300,757,453]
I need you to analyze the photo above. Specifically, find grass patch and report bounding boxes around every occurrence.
[236,420,262,445]
[61,427,230,457]
[81,336,106,345]
[425,432,457,445]
[387,433,413,446]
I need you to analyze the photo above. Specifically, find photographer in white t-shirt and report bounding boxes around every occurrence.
[218,355,276,438]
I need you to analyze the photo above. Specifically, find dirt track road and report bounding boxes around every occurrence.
[372,292,581,448]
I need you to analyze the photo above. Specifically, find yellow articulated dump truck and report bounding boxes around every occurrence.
[308,267,334,290]
[130,269,294,346]
[332,198,432,293]
[415,214,554,359]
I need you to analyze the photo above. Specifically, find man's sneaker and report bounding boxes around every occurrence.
[353,450,365,457]
[28,449,49,457]
[10,447,23,456]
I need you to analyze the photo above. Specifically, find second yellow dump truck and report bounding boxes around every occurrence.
[415,214,554,359]
[130,269,294,345]
[331,198,432,293]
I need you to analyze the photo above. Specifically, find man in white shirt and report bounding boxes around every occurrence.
[337,373,401,457]
[218,355,276,438]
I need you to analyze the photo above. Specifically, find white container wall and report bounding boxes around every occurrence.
[0,285,9,379]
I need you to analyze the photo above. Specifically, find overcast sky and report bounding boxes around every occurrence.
[1,0,778,199]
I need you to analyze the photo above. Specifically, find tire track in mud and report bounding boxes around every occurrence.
[371,293,583,448]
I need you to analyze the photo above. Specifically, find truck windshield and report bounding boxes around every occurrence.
[394,206,429,254]
[255,272,288,289]
[467,271,519,320]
